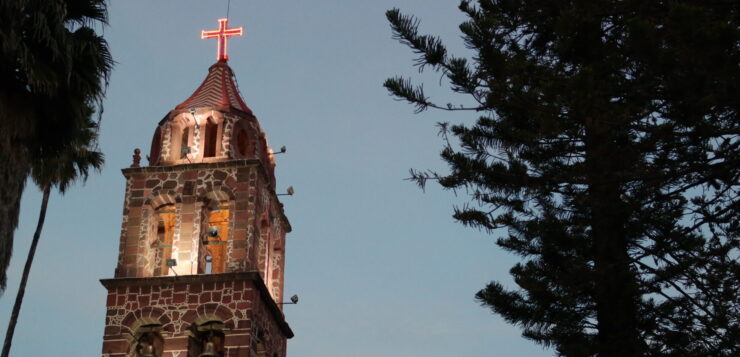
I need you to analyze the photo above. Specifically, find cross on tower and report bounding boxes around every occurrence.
[201,18,243,61]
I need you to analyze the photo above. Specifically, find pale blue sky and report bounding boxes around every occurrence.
[0,1,551,356]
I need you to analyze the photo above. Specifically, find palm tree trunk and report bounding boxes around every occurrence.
[0,149,29,293]
[1,185,50,357]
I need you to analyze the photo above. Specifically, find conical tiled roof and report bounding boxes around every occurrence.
[175,60,252,115]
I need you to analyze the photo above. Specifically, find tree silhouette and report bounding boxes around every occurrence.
[0,0,112,293]
[2,119,103,357]
[386,1,738,355]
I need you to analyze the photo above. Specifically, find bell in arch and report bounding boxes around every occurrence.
[199,341,219,357]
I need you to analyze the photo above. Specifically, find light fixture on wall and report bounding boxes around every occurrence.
[279,294,299,305]
[272,145,287,155]
[166,259,178,276]
[181,146,192,163]
[276,186,294,196]
[207,226,220,238]
[189,108,200,130]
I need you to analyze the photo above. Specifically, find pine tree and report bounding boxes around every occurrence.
[385,1,739,356]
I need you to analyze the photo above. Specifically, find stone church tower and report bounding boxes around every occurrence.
[100,19,293,357]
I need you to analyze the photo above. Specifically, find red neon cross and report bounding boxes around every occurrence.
[201,18,243,61]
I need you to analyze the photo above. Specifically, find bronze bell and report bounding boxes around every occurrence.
[141,344,156,357]
[198,341,219,357]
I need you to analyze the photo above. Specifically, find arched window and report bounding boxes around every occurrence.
[179,126,190,159]
[149,128,162,165]
[254,342,267,357]
[252,330,268,357]
[132,324,164,357]
[204,120,218,157]
[168,119,192,162]
[259,136,268,163]
[236,128,249,158]
[150,204,176,276]
[187,321,225,357]
[202,202,229,274]
[258,219,270,283]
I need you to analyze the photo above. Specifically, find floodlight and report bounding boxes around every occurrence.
[279,294,299,305]
[277,186,294,197]
[272,145,287,155]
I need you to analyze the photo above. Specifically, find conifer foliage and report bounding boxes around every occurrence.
[386,1,738,356]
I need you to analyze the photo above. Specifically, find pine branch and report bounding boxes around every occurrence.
[386,8,447,71]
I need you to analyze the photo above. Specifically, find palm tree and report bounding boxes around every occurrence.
[1,119,104,357]
[0,0,112,292]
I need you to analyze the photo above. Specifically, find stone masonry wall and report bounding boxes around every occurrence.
[101,275,289,357]
[116,161,289,295]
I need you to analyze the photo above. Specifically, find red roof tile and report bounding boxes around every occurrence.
[175,60,252,115]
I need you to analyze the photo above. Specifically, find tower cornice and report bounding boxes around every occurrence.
[100,271,294,338]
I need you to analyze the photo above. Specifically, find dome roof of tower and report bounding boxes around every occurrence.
[175,60,253,115]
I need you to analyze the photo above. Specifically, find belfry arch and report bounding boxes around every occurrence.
[200,199,232,274]
[203,117,221,158]
[142,191,180,277]
[170,117,190,160]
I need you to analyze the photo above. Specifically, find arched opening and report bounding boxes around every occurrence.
[168,119,192,162]
[236,128,249,158]
[201,202,230,274]
[254,342,267,357]
[149,127,162,165]
[204,120,219,157]
[132,324,164,357]
[252,330,269,357]
[150,204,176,276]
[258,219,270,283]
[187,321,225,357]
[259,136,268,163]
[179,126,191,159]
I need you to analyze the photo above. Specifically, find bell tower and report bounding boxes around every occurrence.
[101,19,293,357]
